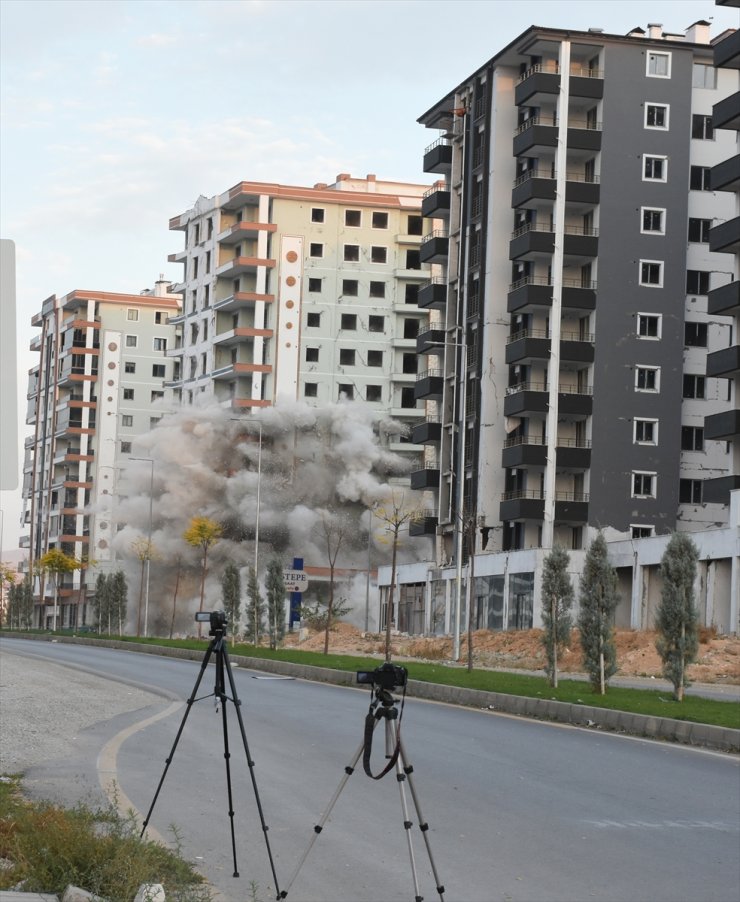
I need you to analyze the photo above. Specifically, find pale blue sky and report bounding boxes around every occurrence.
[1,0,737,546]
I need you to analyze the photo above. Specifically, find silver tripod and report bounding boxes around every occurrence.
[281,681,445,902]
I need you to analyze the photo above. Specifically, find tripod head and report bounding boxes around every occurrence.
[195,610,229,638]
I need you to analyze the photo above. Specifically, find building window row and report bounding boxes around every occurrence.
[310,208,391,230]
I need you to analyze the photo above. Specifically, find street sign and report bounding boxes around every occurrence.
[283,569,309,593]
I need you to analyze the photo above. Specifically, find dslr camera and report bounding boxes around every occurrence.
[195,610,228,635]
[356,662,408,691]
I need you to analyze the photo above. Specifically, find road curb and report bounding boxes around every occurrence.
[4,633,739,752]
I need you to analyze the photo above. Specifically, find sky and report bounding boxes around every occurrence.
[0,0,737,549]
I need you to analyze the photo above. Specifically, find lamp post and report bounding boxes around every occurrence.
[130,457,154,638]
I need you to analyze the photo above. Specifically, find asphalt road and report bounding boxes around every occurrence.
[2,638,739,902]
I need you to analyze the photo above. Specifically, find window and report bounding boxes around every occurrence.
[403,318,419,339]
[647,51,671,78]
[152,364,165,378]
[205,251,211,274]
[311,208,325,223]
[344,244,360,262]
[643,155,667,181]
[685,322,708,347]
[342,279,358,297]
[405,284,420,304]
[305,347,319,363]
[338,384,354,400]
[366,385,382,402]
[631,525,655,538]
[634,419,658,445]
[207,217,213,239]
[340,349,356,366]
[683,375,705,399]
[690,166,711,190]
[191,223,200,246]
[123,388,134,400]
[693,64,716,89]
[340,314,357,330]
[310,243,324,258]
[679,479,703,504]
[153,337,167,351]
[635,366,660,392]
[369,281,385,298]
[345,209,361,227]
[632,472,656,498]
[688,219,711,243]
[691,115,714,140]
[125,335,138,348]
[407,215,423,236]
[307,312,321,328]
[645,103,669,129]
[406,250,421,269]
[641,208,665,234]
[150,417,161,428]
[402,353,418,374]
[127,309,139,322]
[308,277,322,292]
[124,361,136,374]
[155,312,165,324]
[681,426,704,451]
[371,246,387,264]
[372,212,388,229]
[686,270,710,295]
[304,382,318,398]
[192,257,199,278]
[368,315,385,332]
[368,350,383,367]
[151,391,164,402]
[637,313,661,338]
[120,441,132,454]
[122,415,133,427]
[639,261,663,287]
[401,386,416,408]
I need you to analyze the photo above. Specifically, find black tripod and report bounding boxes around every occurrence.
[281,679,445,902]
[140,616,281,898]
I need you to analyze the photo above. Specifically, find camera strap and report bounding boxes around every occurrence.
[362,689,406,780]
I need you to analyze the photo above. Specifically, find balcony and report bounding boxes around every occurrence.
[409,510,439,537]
[709,216,740,255]
[704,409,740,441]
[419,230,449,264]
[714,26,740,69]
[505,329,550,364]
[213,291,275,313]
[416,329,447,355]
[560,332,595,364]
[515,65,560,105]
[212,327,273,347]
[410,463,441,491]
[415,368,444,401]
[712,91,740,132]
[706,344,740,378]
[704,475,740,504]
[418,279,447,310]
[217,221,277,244]
[211,361,272,381]
[509,223,598,261]
[423,139,452,174]
[501,436,547,468]
[503,382,548,416]
[500,490,545,521]
[554,492,589,522]
[711,155,740,193]
[412,417,442,445]
[513,117,557,156]
[555,439,592,469]
[422,185,450,219]
[558,384,593,417]
[216,256,275,278]
[708,280,739,316]
[567,120,602,151]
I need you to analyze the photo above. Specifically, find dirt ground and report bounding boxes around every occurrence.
[283,622,740,684]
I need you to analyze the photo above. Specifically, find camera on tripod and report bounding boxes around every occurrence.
[356,662,408,691]
[195,610,228,635]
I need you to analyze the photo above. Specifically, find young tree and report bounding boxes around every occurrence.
[110,570,128,635]
[374,492,420,663]
[318,510,351,655]
[0,563,15,627]
[300,586,351,631]
[130,537,156,638]
[221,562,242,636]
[169,555,183,639]
[6,581,19,629]
[578,533,619,695]
[265,558,285,650]
[37,549,83,631]
[93,572,111,633]
[246,566,264,646]
[15,575,33,630]
[655,532,700,702]
[541,545,574,688]
[183,516,222,637]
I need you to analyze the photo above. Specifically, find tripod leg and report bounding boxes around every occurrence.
[280,729,372,899]
[140,641,215,838]
[216,648,240,878]
[396,734,445,901]
[221,644,282,898]
[388,720,423,902]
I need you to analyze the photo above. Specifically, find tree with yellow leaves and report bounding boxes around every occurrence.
[183,516,223,636]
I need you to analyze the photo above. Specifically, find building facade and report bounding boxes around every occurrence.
[21,281,180,627]
[382,21,739,638]
[166,174,437,461]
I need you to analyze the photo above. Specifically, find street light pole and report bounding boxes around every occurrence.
[131,457,154,638]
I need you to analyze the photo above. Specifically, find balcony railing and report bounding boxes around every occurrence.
[517,63,605,83]
[508,275,599,292]
[511,222,600,240]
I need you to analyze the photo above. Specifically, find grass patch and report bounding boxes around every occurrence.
[0,775,210,899]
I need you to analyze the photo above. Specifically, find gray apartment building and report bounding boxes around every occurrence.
[379,20,739,639]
